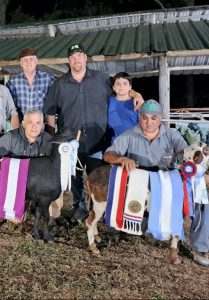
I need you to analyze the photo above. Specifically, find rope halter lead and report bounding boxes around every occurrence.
[58,140,79,191]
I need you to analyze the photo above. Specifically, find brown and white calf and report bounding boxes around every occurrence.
[183,142,209,165]
[85,165,180,264]
[183,142,209,187]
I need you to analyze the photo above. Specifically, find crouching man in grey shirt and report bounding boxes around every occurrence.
[104,99,209,268]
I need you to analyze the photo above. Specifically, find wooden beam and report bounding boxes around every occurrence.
[0,57,69,67]
[88,52,162,62]
[169,65,209,71]
[166,49,209,57]
[159,56,170,120]
[45,64,69,73]
[0,50,209,67]
[171,108,209,112]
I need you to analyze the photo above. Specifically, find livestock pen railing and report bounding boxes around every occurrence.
[170,107,209,120]
[162,107,209,145]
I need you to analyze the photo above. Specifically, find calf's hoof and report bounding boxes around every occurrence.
[94,235,102,243]
[32,230,41,241]
[170,248,181,264]
[48,217,57,228]
[45,239,54,244]
[89,243,101,257]
[44,236,54,244]
[33,233,41,240]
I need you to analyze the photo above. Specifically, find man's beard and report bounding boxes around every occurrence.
[72,63,82,72]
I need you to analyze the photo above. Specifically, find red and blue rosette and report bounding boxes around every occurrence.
[180,161,197,178]
[180,161,197,217]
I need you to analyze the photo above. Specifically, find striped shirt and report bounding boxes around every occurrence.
[7,70,55,115]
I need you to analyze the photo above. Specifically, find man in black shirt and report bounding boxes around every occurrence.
[43,44,143,222]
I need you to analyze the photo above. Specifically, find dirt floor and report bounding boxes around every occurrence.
[1,192,209,300]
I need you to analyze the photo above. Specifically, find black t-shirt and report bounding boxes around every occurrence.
[43,68,112,155]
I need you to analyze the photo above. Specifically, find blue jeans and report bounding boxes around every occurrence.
[190,203,209,253]
[71,151,104,211]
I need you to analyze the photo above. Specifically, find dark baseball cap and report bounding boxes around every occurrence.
[19,47,37,58]
[68,44,86,56]
[140,99,162,115]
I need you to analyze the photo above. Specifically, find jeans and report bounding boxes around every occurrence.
[190,203,209,253]
[71,151,105,211]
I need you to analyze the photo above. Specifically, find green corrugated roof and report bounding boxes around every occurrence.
[0,19,209,62]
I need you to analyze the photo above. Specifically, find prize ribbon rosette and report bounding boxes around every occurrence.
[180,161,197,178]
[180,161,197,216]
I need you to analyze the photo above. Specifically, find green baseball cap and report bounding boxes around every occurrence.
[140,99,162,115]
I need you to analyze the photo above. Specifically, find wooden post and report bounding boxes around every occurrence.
[159,56,170,125]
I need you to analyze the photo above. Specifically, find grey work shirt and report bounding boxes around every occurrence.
[43,68,112,155]
[0,85,18,132]
[105,123,188,170]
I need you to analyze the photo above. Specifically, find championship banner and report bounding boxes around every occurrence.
[105,166,149,235]
[106,166,185,240]
[0,157,30,221]
[148,169,184,241]
[122,168,149,235]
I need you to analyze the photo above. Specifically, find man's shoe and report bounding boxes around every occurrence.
[72,207,88,222]
[193,251,209,267]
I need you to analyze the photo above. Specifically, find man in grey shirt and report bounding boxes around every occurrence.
[104,99,187,172]
[104,99,209,268]
[0,84,19,135]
